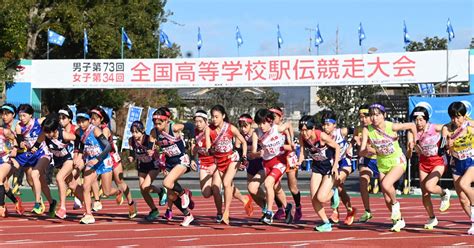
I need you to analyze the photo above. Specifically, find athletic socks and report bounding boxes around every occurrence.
[275,196,283,209]
[5,189,17,203]
[0,185,5,206]
[471,205,474,223]
[172,182,184,195]
[174,197,190,216]
[291,191,301,208]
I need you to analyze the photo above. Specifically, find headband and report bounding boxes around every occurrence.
[359,109,369,114]
[1,106,15,114]
[324,118,336,124]
[413,111,425,117]
[299,120,315,128]
[194,112,208,120]
[369,103,386,112]
[91,109,103,118]
[76,113,90,120]
[153,114,168,121]
[269,108,283,117]
[238,117,253,123]
[58,109,70,117]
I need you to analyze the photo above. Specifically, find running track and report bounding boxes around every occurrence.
[0,196,473,247]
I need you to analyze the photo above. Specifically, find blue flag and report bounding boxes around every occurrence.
[446,18,455,42]
[160,30,172,48]
[358,22,366,46]
[314,24,323,47]
[277,24,283,49]
[48,29,65,46]
[197,27,203,50]
[122,28,132,49]
[236,26,243,47]
[403,21,411,45]
[84,29,89,55]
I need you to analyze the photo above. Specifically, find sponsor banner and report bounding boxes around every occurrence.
[145,106,158,135]
[21,50,469,89]
[121,105,143,151]
[408,95,473,124]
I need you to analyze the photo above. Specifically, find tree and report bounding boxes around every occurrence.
[316,85,380,127]
[405,36,447,52]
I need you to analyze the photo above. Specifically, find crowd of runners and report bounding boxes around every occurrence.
[0,101,472,235]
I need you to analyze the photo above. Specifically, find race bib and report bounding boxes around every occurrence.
[162,144,182,157]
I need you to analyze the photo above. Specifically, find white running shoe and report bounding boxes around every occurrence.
[391,202,401,221]
[390,219,406,232]
[424,217,438,230]
[180,190,190,209]
[439,189,451,212]
[180,214,194,227]
[468,225,474,235]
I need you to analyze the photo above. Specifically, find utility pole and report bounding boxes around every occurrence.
[305,27,316,55]
[335,26,339,55]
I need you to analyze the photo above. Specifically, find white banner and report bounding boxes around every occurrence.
[18,49,470,88]
[121,105,143,151]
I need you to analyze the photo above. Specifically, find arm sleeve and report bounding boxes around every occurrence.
[96,134,111,162]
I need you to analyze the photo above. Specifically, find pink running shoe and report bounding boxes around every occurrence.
[273,208,285,220]
[294,206,302,222]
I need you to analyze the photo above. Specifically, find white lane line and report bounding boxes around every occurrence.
[453,242,467,246]
[178,238,199,242]
[446,224,457,227]
[379,232,394,235]
[291,243,309,247]
[44,225,66,228]
[134,229,154,232]
[338,237,355,241]
[5,239,32,243]
[74,234,97,237]
[116,245,139,248]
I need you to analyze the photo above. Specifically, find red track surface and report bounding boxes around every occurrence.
[0,196,473,247]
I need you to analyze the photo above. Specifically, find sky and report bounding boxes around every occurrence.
[164,0,473,58]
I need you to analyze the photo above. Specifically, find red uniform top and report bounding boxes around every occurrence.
[209,122,234,167]
[195,128,214,167]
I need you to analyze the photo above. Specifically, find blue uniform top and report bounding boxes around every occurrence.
[155,123,186,166]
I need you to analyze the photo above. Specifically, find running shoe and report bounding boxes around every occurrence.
[80,214,95,224]
[180,190,190,209]
[145,208,159,221]
[331,188,340,209]
[330,210,339,223]
[315,222,332,232]
[115,190,124,205]
[468,225,474,235]
[216,214,223,223]
[48,199,57,218]
[439,189,451,212]
[273,208,285,220]
[284,203,293,224]
[424,217,438,230]
[244,195,253,217]
[128,201,138,219]
[180,214,194,227]
[159,187,167,206]
[55,207,67,219]
[390,218,406,232]
[359,211,373,223]
[163,209,173,221]
[222,210,230,225]
[32,202,44,215]
[391,202,401,221]
[187,189,195,210]
[294,206,302,222]
[92,201,102,212]
[40,198,45,213]
[262,211,273,225]
[344,207,357,226]
[0,206,6,217]
[15,196,24,215]
[73,197,82,210]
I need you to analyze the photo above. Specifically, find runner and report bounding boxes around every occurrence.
[90,107,136,218]
[360,103,417,232]
[250,108,293,225]
[74,109,114,224]
[444,101,474,235]
[408,106,451,230]
[297,115,340,232]
[269,107,300,222]
[149,107,194,227]
[0,123,18,217]
[128,120,166,221]
[321,110,356,225]
[205,105,252,225]
[352,104,379,223]
[15,104,56,217]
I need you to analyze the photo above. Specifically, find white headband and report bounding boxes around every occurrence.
[413,111,425,117]
[58,109,70,117]
[194,112,208,120]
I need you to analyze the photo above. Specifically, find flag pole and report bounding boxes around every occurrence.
[446,42,449,93]
[121,27,124,59]
[157,29,161,58]
[84,28,86,59]
[237,45,240,57]
[47,28,50,60]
